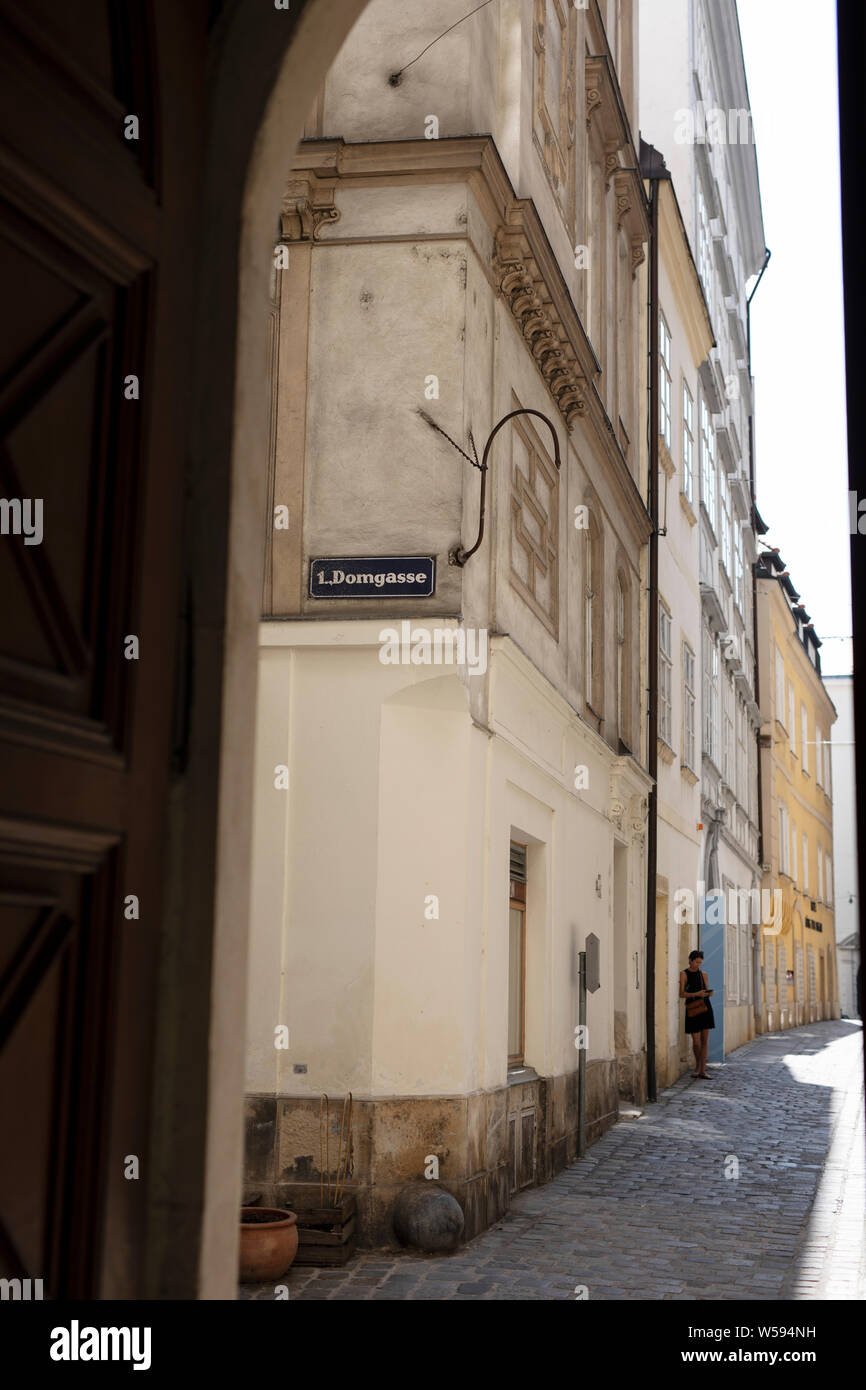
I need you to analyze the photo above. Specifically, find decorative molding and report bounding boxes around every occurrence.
[492,220,594,426]
[585,54,630,151]
[533,0,576,235]
[280,173,340,242]
[613,168,650,278]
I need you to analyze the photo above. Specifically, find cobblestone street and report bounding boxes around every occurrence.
[240,1020,865,1301]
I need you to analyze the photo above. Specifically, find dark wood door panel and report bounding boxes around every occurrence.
[0,191,150,751]
[0,828,121,1294]
[0,0,207,1297]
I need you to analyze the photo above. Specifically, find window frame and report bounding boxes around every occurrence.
[682,640,696,771]
[508,843,527,1067]
[659,311,672,451]
[682,379,695,504]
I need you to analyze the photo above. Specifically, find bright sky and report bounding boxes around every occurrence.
[737,0,851,677]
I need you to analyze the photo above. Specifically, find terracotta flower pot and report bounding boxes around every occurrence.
[239,1207,299,1282]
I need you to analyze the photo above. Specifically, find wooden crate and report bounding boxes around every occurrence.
[291,1194,357,1267]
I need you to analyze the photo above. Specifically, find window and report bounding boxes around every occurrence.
[734,523,744,610]
[616,574,630,746]
[775,646,786,726]
[659,600,672,745]
[682,381,695,503]
[826,853,833,905]
[816,727,823,788]
[817,848,824,903]
[697,184,713,297]
[699,397,716,529]
[683,642,696,770]
[726,916,739,1002]
[659,312,672,450]
[736,698,747,805]
[791,820,797,885]
[508,843,527,1065]
[703,627,719,763]
[802,832,809,895]
[778,804,789,876]
[720,477,731,576]
[723,676,734,785]
[584,513,603,714]
[788,684,795,752]
[801,705,809,775]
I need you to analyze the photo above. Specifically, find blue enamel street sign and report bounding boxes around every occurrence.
[309,556,436,599]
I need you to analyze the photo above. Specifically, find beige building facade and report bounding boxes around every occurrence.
[756,551,839,1030]
[244,0,653,1246]
[643,158,715,1088]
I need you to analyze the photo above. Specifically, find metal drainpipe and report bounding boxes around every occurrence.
[747,250,770,1030]
[645,175,660,1104]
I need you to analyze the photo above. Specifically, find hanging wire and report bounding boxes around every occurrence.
[389,0,497,85]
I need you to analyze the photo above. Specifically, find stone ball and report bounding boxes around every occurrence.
[393,1184,465,1252]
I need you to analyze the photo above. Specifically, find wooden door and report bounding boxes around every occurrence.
[0,0,205,1298]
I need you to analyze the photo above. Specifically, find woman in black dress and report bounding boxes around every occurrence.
[680,949,715,1079]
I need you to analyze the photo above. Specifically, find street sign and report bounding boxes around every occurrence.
[585,932,600,993]
[309,556,436,599]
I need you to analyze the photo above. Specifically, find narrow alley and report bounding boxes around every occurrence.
[241,1021,865,1301]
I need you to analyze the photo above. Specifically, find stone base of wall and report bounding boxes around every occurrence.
[615,1049,647,1105]
[244,1060,619,1249]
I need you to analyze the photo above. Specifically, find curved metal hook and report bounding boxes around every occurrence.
[451,408,562,566]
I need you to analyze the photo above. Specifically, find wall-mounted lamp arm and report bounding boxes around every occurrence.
[418,407,561,567]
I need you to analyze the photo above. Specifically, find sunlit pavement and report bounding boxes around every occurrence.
[240,1019,864,1300]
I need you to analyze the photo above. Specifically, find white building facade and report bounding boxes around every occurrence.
[244,0,652,1246]
[640,0,766,1056]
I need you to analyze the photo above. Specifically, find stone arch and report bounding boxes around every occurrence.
[149,0,370,1300]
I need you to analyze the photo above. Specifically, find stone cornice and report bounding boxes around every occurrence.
[492,203,600,428]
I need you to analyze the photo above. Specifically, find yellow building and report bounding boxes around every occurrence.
[756,548,838,1029]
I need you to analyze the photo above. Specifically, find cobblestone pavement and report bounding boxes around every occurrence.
[240,1020,865,1301]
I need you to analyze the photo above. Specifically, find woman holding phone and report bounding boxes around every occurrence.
[680,949,715,1079]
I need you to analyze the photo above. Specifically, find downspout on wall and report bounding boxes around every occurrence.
[641,142,666,1104]
[747,249,770,1031]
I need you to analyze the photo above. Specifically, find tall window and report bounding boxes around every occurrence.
[697,184,713,296]
[584,516,603,713]
[817,848,824,902]
[720,476,731,575]
[683,642,696,770]
[816,727,823,788]
[703,627,718,763]
[788,684,795,752]
[723,676,734,785]
[801,705,809,775]
[779,804,790,876]
[659,600,672,745]
[733,523,744,610]
[736,698,747,804]
[682,381,695,503]
[826,853,833,905]
[775,646,786,725]
[659,312,672,450]
[699,397,716,530]
[616,575,627,744]
[802,832,809,894]
[791,819,798,885]
[508,843,527,1066]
